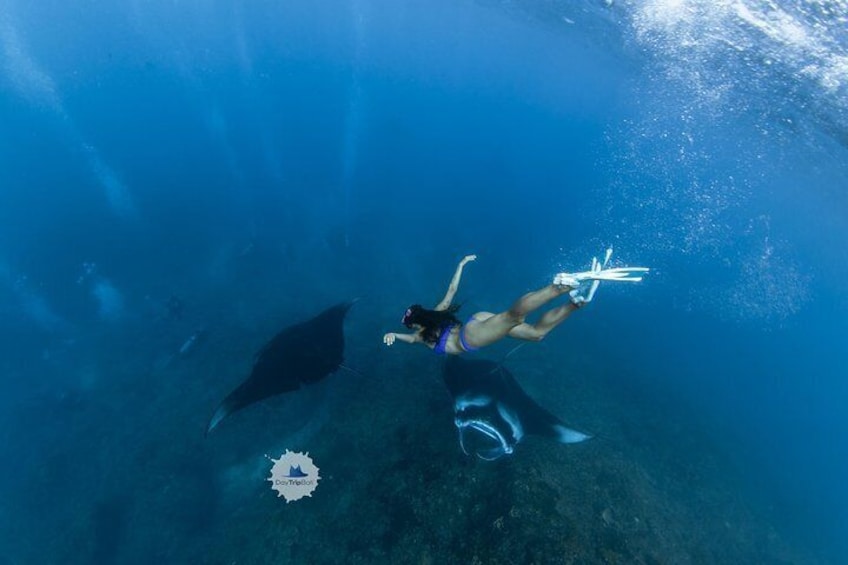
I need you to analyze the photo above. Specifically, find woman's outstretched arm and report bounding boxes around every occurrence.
[435,254,476,311]
[383,332,420,346]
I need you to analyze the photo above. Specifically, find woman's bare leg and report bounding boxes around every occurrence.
[463,284,571,348]
[507,302,580,341]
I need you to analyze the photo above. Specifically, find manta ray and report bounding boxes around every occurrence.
[206,301,355,435]
[443,356,591,460]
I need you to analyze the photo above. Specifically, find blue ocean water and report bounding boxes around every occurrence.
[1,0,847,562]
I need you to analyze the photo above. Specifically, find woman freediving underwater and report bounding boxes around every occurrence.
[382,250,649,355]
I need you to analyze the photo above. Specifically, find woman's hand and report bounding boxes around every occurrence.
[461,254,477,265]
[383,333,397,346]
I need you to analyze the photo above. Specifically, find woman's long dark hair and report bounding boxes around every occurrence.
[402,304,461,344]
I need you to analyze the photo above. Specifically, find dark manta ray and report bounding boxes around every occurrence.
[443,356,591,460]
[206,301,355,435]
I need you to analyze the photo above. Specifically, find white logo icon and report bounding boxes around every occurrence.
[267,450,320,503]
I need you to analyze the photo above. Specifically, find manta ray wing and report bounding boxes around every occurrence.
[491,365,591,444]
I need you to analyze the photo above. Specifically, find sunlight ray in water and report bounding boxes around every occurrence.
[0,10,137,219]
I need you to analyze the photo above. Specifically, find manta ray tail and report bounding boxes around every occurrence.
[553,424,591,444]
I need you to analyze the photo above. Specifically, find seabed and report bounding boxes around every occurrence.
[2,319,820,564]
